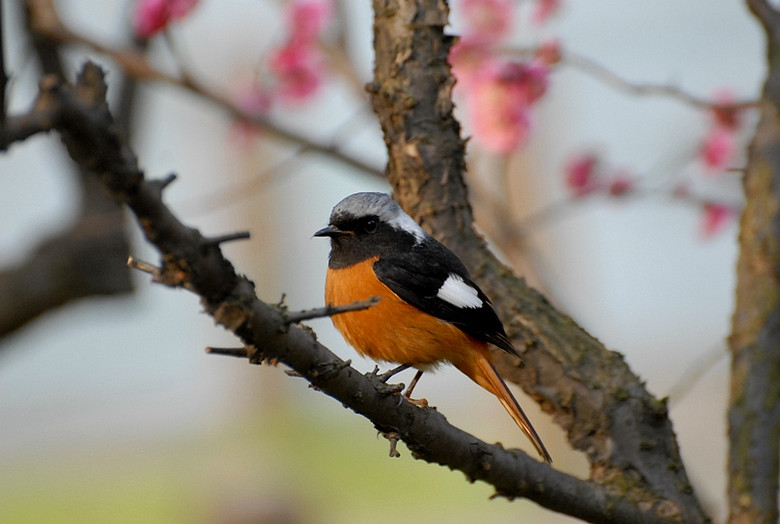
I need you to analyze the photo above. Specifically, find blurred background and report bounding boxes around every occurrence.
[0,1,763,522]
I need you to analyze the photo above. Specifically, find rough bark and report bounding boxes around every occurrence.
[727,2,780,522]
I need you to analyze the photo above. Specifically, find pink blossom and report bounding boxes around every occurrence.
[532,0,562,26]
[700,125,735,171]
[286,0,334,45]
[449,37,493,89]
[498,61,549,105]
[468,61,548,153]
[700,203,734,238]
[133,0,199,38]
[470,92,531,153]
[460,0,515,43]
[710,89,741,130]
[269,42,325,102]
[607,172,634,197]
[564,152,600,197]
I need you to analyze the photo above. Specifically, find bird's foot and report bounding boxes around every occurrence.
[404,396,428,408]
[375,381,405,396]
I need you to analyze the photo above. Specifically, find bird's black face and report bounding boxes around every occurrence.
[315,213,415,269]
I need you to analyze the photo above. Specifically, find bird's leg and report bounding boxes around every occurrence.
[376,363,411,383]
[403,370,428,408]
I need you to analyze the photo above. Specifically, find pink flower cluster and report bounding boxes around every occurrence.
[231,1,333,143]
[563,150,739,238]
[450,0,559,154]
[564,152,635,198]
[268,0,333,104]
[694,91,745,236]
[132,0,199,38]
[699,91,742,172]
[699,202,735,238]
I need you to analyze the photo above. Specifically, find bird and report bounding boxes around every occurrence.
[314,192,551,463]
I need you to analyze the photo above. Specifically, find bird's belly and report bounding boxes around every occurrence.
[325,260,475,366]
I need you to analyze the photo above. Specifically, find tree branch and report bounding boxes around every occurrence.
[0,210,132,338]
[746,0,780,39]
[564,50,759,111]
[726,4,780,522]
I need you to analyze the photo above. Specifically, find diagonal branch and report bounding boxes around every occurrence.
[0,60,696,524]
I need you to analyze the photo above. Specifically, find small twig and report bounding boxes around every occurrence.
[162,28,198,90]
[380,431,402,458]
[126,255,161,278]
[506,45,759,111]
[159,172,177,189]
[564,50,759,111]
[204,231,251,247]
[0,0,7,126]
[205,346,250,358]
[283,296,381,324]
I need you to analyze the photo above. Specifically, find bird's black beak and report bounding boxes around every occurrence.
[314,225,344,238]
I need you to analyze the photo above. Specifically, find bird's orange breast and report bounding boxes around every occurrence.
[325,257,482,367]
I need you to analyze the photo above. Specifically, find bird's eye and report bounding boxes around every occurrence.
[363,218,378,234]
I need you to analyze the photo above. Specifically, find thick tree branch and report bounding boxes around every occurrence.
[726,4,780,523]
[0,210,131,337]
[0,61,696,524]
[369,1,708,522]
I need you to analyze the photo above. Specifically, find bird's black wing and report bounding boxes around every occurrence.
[373,239,518,356]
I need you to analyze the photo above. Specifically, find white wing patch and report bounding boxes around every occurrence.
[436,273,483,309]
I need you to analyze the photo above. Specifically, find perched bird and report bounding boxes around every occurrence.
[315,192,551,462]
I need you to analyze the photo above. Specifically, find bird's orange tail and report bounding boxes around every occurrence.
[459,351,552,463]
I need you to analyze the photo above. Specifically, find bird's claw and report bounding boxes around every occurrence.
[405,396,428,408]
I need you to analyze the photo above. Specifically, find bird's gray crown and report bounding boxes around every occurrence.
[330,192,427,243]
